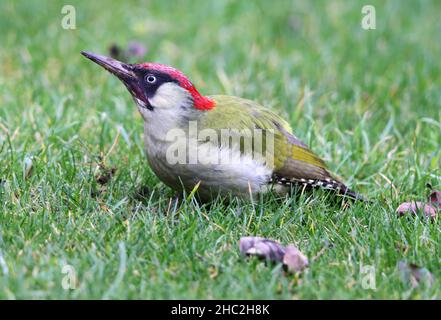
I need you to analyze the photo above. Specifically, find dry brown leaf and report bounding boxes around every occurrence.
[239,237,285,261]
[239,237,308,273]
[396,188,440,219]
[428,190,441,208]
[396,201,437,218]
[283,245,309,272]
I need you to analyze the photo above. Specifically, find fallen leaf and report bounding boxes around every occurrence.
[398,261,435,288]
[239,237,308,273]
[428,190,441,208]
[396,201,437,218]
[283,245,309,272]
[396,187,440,219]
[239,237,286,262]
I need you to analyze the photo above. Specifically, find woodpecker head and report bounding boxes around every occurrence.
[81,51,215,122]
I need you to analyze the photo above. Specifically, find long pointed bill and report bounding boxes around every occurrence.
[81,51,136,80]
[81,51,152,109]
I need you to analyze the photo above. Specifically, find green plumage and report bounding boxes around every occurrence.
[201,95,327,175]
[200,95,362,200]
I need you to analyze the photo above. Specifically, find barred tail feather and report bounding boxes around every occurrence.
[270,174,367,202]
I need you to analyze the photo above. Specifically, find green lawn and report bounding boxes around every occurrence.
[0,0,440,299]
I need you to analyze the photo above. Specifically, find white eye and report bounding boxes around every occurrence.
[146,75,156,83]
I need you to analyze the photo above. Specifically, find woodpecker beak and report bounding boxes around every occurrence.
[81,51,135,80]
[81,51,152,109]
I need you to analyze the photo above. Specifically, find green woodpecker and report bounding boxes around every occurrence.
[82,51,364,202]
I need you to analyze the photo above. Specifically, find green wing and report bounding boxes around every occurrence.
[200,95,331,180]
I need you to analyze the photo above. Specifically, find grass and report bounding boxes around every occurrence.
[0,0,440,299]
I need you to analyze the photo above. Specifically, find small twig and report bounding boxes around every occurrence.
[104,130,120,161]
[378,172,398,199]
